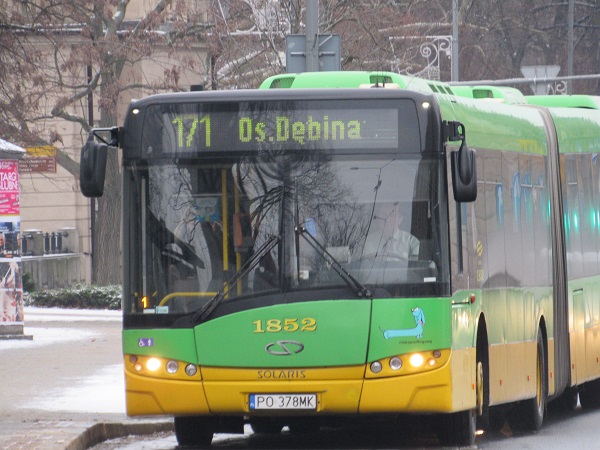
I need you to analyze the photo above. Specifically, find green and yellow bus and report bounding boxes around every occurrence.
[80,71,600,446]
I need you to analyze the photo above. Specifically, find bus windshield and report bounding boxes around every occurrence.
[122,98,450,318]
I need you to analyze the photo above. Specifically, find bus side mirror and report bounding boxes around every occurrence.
[451,142,477,202]
[80,135,108,198]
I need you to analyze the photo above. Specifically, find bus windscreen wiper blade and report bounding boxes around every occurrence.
[295,223,372,299]
[193,234,280,323]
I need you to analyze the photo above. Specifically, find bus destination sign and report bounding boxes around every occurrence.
[142,100,415,154]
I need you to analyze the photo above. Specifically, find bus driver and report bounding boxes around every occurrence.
[383,207,420,261]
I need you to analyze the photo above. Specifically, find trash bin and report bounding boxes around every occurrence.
[22,229,44,256]
[59,227,79,253]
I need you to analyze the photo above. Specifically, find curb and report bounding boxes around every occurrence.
[65,421,174,450]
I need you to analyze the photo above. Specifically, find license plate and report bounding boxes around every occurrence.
[249,393,317,410]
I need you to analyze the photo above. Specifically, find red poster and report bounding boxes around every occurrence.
[0,160,22,326]
[0,161,19,216]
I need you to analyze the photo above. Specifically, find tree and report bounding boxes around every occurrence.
[1,0,210,284]
[208,0,430,87]
[458,0,600,93]
[6,0,600,285]
[209,0,600,93]
[0,3,49,145]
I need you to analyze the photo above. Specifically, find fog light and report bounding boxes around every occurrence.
[185,364,198,376]
[409,353,424,368]
[146,358,161,372]
[370,361,383,373]
[166,360,179,374]
[134,363,143,372]
[389,356,403,370]
[428,358,437,367]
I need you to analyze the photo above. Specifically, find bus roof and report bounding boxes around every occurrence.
[260,71,457,95]
[260,71,535,105]
[526,95,600,109]
[450,85,528,104]
[261,71,600,111]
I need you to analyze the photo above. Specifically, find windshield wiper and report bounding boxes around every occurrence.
[193,234,280,323]
[295,223,372,299]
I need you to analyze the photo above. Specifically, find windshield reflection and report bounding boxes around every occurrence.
[135,152,447,314]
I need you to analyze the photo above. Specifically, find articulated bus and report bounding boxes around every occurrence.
[80,71,600,446]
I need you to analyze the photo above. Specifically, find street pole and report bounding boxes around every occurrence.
[306,0,319,72]
[87,67,95,280]
[567,0,574,94]
[452,0,459,82]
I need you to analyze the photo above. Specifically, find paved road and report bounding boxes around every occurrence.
[9,308,600,450]
[93,404,600,450]
[0,308,171,449]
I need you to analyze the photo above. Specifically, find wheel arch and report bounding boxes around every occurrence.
[473,312,489,357]
[538,315,549,393]
[475,312,490,428]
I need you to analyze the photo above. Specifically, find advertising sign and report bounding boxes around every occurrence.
[20,145,57,173]
[0,160,23,325]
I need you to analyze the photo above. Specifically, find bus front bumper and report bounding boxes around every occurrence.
[124,348,474,416]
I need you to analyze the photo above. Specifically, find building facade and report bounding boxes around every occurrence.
[15,0,210,286]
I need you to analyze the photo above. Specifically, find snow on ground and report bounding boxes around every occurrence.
[20,364,126,413]
[2,307,125,414]
[0,326,98,350]
[23,306,122,322]
[0,307,121,351]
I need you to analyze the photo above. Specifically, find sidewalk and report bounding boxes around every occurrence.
[0,307,172,449]
[0,420,173,450]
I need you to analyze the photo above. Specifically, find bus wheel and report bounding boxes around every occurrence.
[474,318,491,433]
[550,386,578,412]
[515,330,547,430]
[579,378,600,409]
[476,361,484,416]
[174,416,214,447]
[438,408,476,446]
[476,345,490,430]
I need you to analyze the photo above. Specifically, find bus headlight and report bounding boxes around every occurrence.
[389,356,403,370]
[126,355,202,381]
[409,353,424,368]
[146,357,162,372]
[166,360,179,374]
[366,350,450,379]
[370,361,383,373]
[185,364,198,377]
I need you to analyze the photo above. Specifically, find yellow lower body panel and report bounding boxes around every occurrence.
[125,350,475,416]
[125,370,210,416]
[360,348,473,413]
[204,379,363,414]
[488,339,538,404]
[202,366,365,414]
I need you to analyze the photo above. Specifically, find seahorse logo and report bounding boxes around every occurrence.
[383,307,425,339]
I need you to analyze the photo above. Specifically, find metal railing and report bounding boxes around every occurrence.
[20,228,79,256]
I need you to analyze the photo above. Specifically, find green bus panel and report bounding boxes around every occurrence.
[194,300,372,368]
[548,108,600,154]
[437,96,548,154]
[368,297,452,362]
[123,328,198,363]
